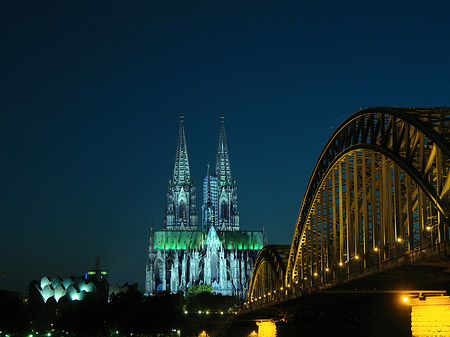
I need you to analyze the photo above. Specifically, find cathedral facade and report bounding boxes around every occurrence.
[145,113,265,297]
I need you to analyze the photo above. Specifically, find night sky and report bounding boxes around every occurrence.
[2,0,450,293]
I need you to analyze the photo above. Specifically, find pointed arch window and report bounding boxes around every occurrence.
[221,201,228,220]
[154,259,164,291]
[179,200,186,219]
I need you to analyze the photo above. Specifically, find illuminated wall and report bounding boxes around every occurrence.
[146,227,265,296]
[256,321,277,337]
[410,296,450,337]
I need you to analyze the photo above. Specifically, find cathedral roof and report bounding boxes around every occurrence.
[153,230,204,250]
[214,113,232,184]
[172,111,191,185]
[151,228,264,251]
[217,230,264,250]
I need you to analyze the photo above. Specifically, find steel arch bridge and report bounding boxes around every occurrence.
[247,245,290,303]
[248,107,450,305]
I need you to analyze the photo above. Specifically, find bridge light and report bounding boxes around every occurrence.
[268,292,271,295]
[325,268,329,272]
[426,226,432,231]
[397,238,402,242]
[264,295,266,297]
[274,290,276,293]
[314,272,318,277]
[339,262,343,266]
[280,287,283,290]
[304,277,307,280]
[287,284,290,288]
[402,297,409,303]
[374,247,379,252]
[295,281,298,284]
[259,296,261,299]
[199,311,202,314]
[355,255,359,260]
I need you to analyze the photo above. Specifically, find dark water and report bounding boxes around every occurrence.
[223,313,412,337]
[221,292,414,337]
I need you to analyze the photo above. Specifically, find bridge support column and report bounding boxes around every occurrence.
[408,296,450,337]
[256,320,277,337]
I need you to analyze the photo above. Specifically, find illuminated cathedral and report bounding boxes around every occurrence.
[145,113,265,297]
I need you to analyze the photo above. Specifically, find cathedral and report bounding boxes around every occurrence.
[145,113,266,298]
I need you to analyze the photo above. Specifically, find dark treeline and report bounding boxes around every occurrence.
[0,289,240,336]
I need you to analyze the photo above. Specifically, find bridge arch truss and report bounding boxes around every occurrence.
[247,245,290,303]
[285,107,450,289]
[247,108,450,303]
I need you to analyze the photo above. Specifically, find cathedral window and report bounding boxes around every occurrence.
[154,259,164,291]
[221,201,228,220]
[179,200,186,219]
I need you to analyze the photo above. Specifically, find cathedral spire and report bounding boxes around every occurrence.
[172,111,191,184]
[215,112,232,184]
[165,111,198,230]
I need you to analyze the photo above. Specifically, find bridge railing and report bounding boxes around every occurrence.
[244,241,450,311]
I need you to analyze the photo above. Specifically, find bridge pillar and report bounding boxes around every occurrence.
[407,296,450,337]
[256,320,277,337]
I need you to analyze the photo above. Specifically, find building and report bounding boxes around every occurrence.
[145,113,266,298]
[30,257,110,305]
[85,254,109,281]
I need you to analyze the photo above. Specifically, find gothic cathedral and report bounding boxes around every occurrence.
[145,113,266,297]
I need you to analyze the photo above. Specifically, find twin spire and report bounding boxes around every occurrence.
[172,111,232,185]
[169,111,239,231]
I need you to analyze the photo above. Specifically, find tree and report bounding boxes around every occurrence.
[186,284,213,296]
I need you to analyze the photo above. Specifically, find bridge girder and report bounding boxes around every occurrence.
[284,107,450,289]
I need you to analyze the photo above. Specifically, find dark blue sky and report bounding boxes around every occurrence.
[2,0,450,292]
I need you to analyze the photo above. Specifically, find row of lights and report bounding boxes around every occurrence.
[248,286,290,304]
[185,310,225,315]
[249,248,386,302]
[249,246,390,303]
[249,280,326,304]
[248,239,427,307]
[248,244,405,301]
